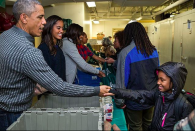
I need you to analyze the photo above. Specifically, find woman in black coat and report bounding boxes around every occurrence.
[108,62,193,131]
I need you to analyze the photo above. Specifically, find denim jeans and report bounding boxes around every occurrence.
[0,109,22,131]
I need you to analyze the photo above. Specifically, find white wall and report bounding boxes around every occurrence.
[44,3,84,27]
[92,21,127,38]
[92,21,154,39]
[6,2,85,28]
[83,3,91,38]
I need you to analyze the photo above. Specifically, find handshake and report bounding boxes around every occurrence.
[99,85,114,97]
[34,84,115,97]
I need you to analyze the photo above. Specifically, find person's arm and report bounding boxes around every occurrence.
[84,46,106,63]
[106,57,115,64]
[63,41,103,75]
[112,59,117,69]
[109,88,156,105]
[22,48,109,97]
[92,54,106,63]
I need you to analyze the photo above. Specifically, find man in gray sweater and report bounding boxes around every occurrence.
[0,0,110,130]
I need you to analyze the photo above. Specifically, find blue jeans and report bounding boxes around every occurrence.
[0,109,22,131]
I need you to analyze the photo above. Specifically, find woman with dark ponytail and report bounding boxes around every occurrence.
[115,22,159,131]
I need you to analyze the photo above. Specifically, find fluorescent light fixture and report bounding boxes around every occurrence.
[86,2,96,7]
[136,16,142,21]
[51,4,55,7]
[128,20,137,23]
[93,20,99,24]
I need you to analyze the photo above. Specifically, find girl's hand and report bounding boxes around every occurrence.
[104,93,115,96]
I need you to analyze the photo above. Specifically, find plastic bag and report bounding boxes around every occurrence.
[101,62,116,86]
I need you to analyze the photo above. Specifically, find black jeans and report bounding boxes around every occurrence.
[0,109,22,131]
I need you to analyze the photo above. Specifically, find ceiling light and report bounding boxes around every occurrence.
[128,20,137,23]
[93,20,99,24]
[136,16,142,21]
[86,2,96,7]
[51,4,55,7]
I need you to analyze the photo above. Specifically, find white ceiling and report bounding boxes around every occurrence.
[5,0,193,21]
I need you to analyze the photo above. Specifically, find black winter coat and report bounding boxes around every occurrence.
[110,62,193,131]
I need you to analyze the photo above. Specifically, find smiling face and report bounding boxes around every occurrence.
[52,20,63,44]
[157,70,173,93]
[25,4,46,37]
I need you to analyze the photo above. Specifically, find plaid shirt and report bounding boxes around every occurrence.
[0,26,99,112]
[76,44,94,61]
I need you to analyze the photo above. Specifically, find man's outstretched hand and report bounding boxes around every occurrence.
[99,85,111,97]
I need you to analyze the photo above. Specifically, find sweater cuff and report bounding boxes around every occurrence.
[96,69,100,74]
[93,86,100,96]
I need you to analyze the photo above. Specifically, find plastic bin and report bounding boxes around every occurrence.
[75,69,101,86]
[7,107,103,130]
[32,94,100,109]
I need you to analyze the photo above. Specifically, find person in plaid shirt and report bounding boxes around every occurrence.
[77,32,108,63]
[76,41,94,61]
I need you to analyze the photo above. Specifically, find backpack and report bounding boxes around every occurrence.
[174,91,195,121]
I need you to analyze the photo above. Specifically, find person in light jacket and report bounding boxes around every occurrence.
[62,23,105,84]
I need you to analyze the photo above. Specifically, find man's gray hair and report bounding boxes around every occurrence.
[13,0,41,21]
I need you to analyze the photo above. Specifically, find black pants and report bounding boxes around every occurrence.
[124,107,154,131]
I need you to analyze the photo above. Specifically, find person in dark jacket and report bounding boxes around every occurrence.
[107,62,194,131]
[36,15,65,96]
[38,15,65,81]
[110,22,159,131]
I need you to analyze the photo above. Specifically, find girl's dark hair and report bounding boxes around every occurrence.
[41,15,63,55]
[124,22,156,57]
[81,32,86,36]
[114,30,124,48]
[63,23,83,45]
